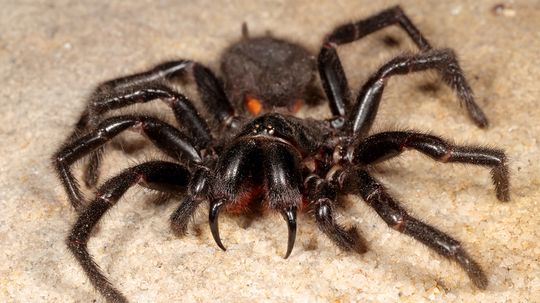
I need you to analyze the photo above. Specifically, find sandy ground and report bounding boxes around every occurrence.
[1,0,539,302]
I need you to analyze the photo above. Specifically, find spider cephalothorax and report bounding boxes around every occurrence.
[54,6,510,303]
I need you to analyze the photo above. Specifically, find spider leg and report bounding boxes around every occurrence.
[340,167,488,289]
[350,131,510,201]
[191,62,241,128]
[327,6,431,49]
[169,168,210,236]
[99,60,193,89]
[318,5,431,118]
[89,84,212,147]
[69,59,239,186]
[317,41,352,119]
[305,175,368,254]
[69,61,192,186]
[63,108,107,189]
[53,115,202,211]
[318,6,486,130]
[80,61,213,144]
[346,50,487,136]
[64,59,195,144]
[66,161,191,303]
[72,83,212,187]
[88,59,239,129]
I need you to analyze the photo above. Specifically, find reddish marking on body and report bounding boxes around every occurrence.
[300,196,310,210]
[245,95,263,115]
[289,99,304,113]
[226,185,264,214]
[225,184,306,214]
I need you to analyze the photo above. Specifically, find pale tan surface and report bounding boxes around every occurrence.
[1,1,539,302]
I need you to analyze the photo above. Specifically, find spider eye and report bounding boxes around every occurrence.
[245,95,262,115]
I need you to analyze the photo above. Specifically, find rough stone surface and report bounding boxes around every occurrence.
[1,1,539,302]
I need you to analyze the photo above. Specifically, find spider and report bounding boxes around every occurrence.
[53,6,510,302]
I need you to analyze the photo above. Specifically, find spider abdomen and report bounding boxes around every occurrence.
[220,36,317,113]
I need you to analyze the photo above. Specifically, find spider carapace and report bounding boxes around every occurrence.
[54,6,510,303]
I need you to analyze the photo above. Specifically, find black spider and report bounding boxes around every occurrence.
[53,6,510,303]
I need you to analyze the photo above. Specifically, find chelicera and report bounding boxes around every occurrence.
[53,6,510,302]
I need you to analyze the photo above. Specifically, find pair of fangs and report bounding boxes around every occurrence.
[209,200,298,259]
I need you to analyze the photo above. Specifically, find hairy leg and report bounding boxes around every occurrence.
[305,175,367,254]
[318,5,432,118]
[66,161,191,303]
[318,6,486,132]
[340,167,488,289]
[53,115,201,211]
[350,131,509,201]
